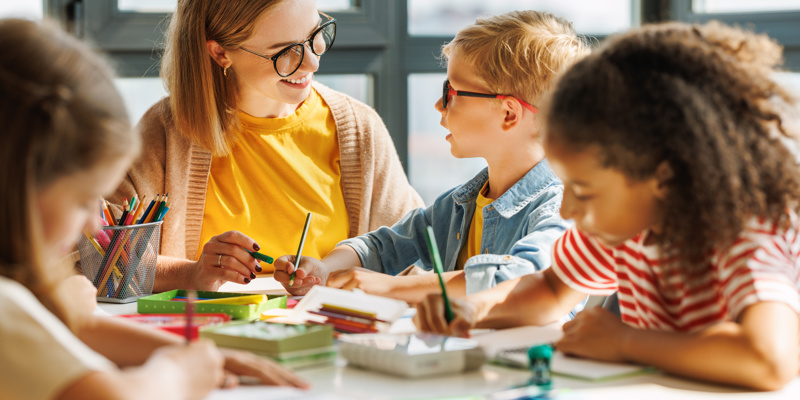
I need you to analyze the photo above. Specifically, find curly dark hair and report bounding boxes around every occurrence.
[542,21,800,273]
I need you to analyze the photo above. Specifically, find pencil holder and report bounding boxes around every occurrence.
[78,221,162,303]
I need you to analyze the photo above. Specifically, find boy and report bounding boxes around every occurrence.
[274,10,589,303]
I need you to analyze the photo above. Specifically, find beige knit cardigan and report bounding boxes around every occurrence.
[109,83,423,262]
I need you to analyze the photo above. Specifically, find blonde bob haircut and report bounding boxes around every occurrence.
[162,0,284,156]
[442,10,590,109]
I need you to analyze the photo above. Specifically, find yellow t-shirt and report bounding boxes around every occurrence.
[199,89,349,270]
[456,183,494,269]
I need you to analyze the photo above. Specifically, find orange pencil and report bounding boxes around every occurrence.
[102,199,115,226]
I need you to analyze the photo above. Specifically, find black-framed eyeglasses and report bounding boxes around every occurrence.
[239,12,336,77]
[442,79,538,113]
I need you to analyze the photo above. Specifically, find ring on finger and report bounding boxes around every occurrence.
[217,254,223,267]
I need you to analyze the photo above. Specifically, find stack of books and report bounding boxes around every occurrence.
[200,321,336,368]
[308,303,388,334]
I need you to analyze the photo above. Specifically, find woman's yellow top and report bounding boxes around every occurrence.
[199,89,349,270]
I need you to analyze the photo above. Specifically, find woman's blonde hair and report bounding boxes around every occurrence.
[442,10,590,108]
[0,19,137,306]
[162,0,284,156]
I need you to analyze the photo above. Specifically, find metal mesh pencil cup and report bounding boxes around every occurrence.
[78,221,162,303]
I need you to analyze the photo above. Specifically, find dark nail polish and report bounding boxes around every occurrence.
[253,243,260,251]
[250,272,256,279]
[255,265,262,273]
[244,278,251,283]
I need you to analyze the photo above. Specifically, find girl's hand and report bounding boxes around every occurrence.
[273,255,325,296]
[220,348,310,389]
[153,340,225,400]
[192,231,262,291]
[556,307,631,363]
[52,275,97,330]
[414,293,479,337]
[325,267,396,297]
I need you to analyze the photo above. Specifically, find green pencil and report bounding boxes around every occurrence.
[245,249,274,264]
[424,225,454,323]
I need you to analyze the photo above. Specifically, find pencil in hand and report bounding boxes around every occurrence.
[289,213,313,287]
[185,290,196,343]
[425,226,454,323]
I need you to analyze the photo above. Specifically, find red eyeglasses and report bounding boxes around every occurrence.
[442,79,537,113]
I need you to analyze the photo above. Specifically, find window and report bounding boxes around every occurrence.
[408,0,635,36]
[0,0,42,19]
[692,0,800,14]
[116,0,355,13]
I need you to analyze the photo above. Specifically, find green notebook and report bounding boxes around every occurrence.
[200,321,334,358]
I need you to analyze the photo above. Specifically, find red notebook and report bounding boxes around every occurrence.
[119,313,231,340]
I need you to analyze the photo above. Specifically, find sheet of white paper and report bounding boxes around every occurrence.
[550,352,653,381]
[471,324,564,357]
[206,386,345,400]
[291,286,408,322]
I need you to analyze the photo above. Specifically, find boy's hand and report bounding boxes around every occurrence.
[273,255,324,296]
[220,348,310,389]
[555,307,630,363]
[414,293,479,337]
[325,267,396,297]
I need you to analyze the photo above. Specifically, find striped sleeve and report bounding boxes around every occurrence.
[550,227,618,295]
[717,223,800,319]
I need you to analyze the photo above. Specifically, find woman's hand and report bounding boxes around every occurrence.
[219,348,310,389]
[555,307,630,363]
[414,293,481,337]
[273,255,325,296]
[191,231,262,291]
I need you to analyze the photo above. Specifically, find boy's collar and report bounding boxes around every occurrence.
[453,159,560,218]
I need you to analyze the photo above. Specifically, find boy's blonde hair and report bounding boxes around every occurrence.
[443,10,589,108]
[162,0,283,156]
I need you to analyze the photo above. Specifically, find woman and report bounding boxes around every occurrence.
[110,0,422,291]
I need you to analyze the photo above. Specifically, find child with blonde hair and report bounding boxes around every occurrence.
[0,19,305,399]
[275,11,588,304]
[415,21,800,390]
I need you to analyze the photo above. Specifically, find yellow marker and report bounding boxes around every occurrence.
[195,294,267,305]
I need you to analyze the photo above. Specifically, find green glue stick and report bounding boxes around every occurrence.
[528,344,553,389]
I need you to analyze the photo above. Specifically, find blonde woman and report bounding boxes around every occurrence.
[110,0,422,291]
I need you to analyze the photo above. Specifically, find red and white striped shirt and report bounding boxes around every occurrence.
[551,216,800,332]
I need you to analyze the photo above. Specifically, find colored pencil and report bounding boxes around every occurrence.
[289,212,312,287]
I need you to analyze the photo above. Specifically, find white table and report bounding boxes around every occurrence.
[98,276,800,400]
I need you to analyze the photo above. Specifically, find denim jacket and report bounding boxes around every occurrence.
[340,159,571,295]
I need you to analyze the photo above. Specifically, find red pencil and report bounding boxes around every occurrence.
[185,290,196,343]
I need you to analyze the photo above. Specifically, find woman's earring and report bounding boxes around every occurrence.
[223,66,228,77]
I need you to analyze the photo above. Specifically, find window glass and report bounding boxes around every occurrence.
[117,0,354,13]
[408,0,633,36]
[692,0,800,14]
[114,78,168,125]
[117,0,176,13]
[408,74,487,205]
[0,0,43,19]
[315,74,372,106]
